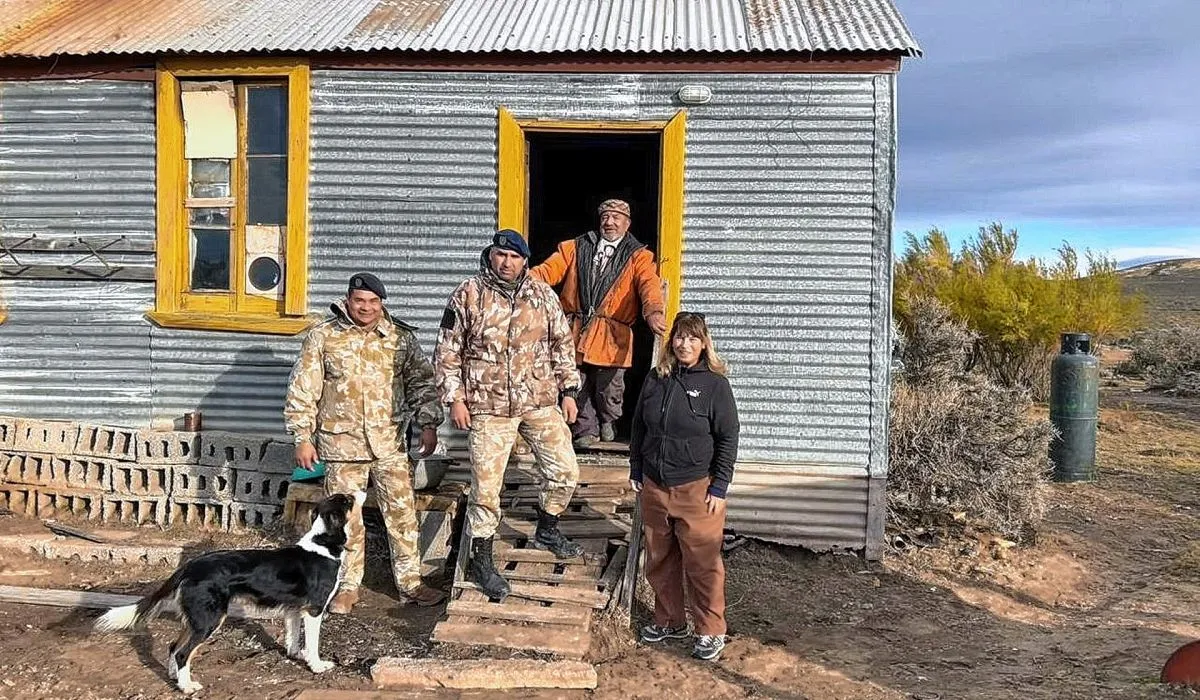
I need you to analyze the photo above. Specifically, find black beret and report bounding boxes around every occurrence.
[348,272,387,300]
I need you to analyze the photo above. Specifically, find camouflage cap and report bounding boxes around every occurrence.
[597,198,631,219]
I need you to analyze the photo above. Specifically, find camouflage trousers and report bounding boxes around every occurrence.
[467,405,578,539]
[325,453,421,593]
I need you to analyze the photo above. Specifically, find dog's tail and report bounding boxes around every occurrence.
[94,569,184,632]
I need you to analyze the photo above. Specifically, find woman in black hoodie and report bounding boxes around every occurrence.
[629,311,739,661]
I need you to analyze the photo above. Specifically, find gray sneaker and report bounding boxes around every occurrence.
[639,623,690,643]
[692,634,726,661]
[599,422,616,443]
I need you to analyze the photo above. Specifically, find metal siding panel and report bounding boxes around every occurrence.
[0,280,153,425]
[0,0,920,57]
[726,463,868,550]
[0,80,156,278]
[148,329,301,435]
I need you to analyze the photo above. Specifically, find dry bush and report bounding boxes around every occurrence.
[895,223,1142,399]
[1119,325,1200,396]
[889,300,1054,543]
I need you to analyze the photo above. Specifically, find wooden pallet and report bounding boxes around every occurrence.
[431,462,635,660]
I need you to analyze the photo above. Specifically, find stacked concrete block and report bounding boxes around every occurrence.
[169,498,231,530]
[102,494,169,526]
[34,487,102,520]
[13,419,79,454]
[230,501,283,530]
[110,462,172,497]
[75,424,139,462]
[233,469,292,506]
[0,416,16,451]
[137,429,201,465]
[0,483,36,516]
[200,431,292,473]
[171,464,234,501]
[49,455,113,491]
[0,452,52,486]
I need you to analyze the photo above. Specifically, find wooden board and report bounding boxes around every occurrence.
[371,658,597,690]
[432,620,589,658]
[498,519,629,540]
[445,600,590,627]
[453,581,608,609]
[493,544,606,567]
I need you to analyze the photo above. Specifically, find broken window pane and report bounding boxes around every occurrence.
[247,156,287,225]
[190,229,230,291]
[189,159,231,199]
[247,85,288,156]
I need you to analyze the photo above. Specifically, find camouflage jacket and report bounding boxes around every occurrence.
[435,261,581,417]
[284,300,443,461]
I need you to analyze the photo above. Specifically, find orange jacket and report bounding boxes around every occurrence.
[531,233,665,368]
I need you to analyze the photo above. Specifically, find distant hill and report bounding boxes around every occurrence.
[1120,258,1200,328]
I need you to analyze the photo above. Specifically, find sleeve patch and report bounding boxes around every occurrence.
[440,307,457,331]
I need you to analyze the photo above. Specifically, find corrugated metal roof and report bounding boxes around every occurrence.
[0,0,920,58]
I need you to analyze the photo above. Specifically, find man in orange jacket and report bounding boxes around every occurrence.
[531,199,667,448]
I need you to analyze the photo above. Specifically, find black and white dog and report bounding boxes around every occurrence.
[94,492,364,695]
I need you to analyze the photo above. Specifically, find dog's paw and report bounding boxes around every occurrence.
[308,658,335,674]
[179,680,203,694]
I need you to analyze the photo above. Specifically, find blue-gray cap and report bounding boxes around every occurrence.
[348,272,387,299]
[492,229,531,259]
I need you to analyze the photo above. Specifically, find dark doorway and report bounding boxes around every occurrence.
[526,131,662,443]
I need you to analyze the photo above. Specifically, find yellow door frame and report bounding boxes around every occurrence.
[496,108,686,324]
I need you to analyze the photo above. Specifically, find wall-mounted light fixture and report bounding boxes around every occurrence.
[676,84,713,105]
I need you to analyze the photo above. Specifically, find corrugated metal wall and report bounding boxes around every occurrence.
[308,71,894,549]
[0,70,895,550]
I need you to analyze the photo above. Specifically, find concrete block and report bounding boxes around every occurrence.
[48,455,113,491]
[229,501,283,530]
[169,497,232,530]
[102,495,169,526]
[371,658,598,690]
[13,419,80,455]
[0,483,37,516]
[75,424,138,462]
[171,464,234,501]
[136,430,200,465]
[233,469,291,506]
[34,487,103,520]
[0,452,24,484]
[0,453,53,486]
[0,416,17,450]
[39,541,183,568]
[110,463,172,497]
[200,432,293,473]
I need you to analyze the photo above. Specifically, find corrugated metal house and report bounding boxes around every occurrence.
[0,0,919,557]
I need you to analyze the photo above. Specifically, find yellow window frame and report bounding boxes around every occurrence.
[497,108,687,324]
[147,57,314,335]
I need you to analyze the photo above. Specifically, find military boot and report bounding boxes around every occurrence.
[533,508,585,559]
[469,536,511,601]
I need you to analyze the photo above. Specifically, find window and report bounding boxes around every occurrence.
[148,59,312,334]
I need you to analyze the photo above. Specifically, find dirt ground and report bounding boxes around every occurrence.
[1,386,1198,700]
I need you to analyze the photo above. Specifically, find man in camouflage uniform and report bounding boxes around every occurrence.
[435,230,585,601]
[285,272,446,613]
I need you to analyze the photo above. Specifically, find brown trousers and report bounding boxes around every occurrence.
[641,476,727,635]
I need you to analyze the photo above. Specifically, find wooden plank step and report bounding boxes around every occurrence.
[454,580,609,609]
[500,571,600,587]
[445,600,590,626]
[498,519,629,540]
[371,658,597,690]
[504,483,629,498]
[432,620,589,658]
[506,506,618,521]
[493,545,605,567]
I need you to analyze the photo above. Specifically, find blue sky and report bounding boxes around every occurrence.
[892,0,1200,265]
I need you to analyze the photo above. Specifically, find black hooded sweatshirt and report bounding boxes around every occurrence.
[628,361,740,498]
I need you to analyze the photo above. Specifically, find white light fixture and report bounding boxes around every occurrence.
[677,84,713,105]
